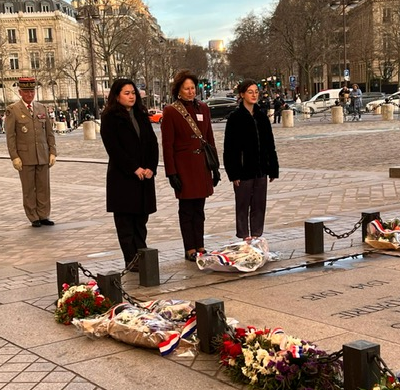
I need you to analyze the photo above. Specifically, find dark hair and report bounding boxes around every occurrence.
[171,69,198,100]
[237,78,258,95]
[102,78,147,118]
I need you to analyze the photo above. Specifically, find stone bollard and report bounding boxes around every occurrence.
[83,121,96,140]
[372,104,381,115]
[305,219,324,254]
[362,211,380,242]
[56,261,79,298]
[138,248,160,287]
[195,298,225,354]
[302,104,311,119]
[55,122,67,133]
[268,109,275,124]
[343,340,380,390]
[381,104,394,121]
[94,120,100,133]
[282,109,294,128]
[331,106,343,124]
[97,271,122,304]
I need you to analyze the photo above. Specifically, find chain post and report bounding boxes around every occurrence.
[78,262,98,280]
[97,271,122,304]
[195,298,225,354]
[56,261,79,298]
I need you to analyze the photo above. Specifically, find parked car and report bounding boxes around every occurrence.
[303,89,342,115]
[366,91,399,113]
[205,97,238,121]
[148,109,163,123]
[361,92,386,110]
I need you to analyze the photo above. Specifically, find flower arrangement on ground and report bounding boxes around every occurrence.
[373,375,400,389]
[366,218,400,249]
[54,280,113,325]
[218,326,343,390]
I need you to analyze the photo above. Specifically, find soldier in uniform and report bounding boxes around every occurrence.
[5,77,57,227]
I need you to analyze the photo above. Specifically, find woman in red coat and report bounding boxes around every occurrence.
[161,69,220,262]
[101,79,159,271]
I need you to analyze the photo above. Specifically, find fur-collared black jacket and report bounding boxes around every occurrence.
[223,102,279,182]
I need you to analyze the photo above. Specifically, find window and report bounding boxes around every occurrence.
[28,29,37,43]
[41,2,50,12]
[30,52,40,69]
[383,8,392,23]
[383,33,391,52]
[103,80,110,89]
[45,52,55,69]
[26,3,34,12]
[44,28,53,42]
[9,53,19,70]
[7,29,16,44]
[4,2,14,13]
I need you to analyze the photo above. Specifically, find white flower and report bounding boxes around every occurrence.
[256,348,269,363]
[243,348,254,367]
[246,332,256,343]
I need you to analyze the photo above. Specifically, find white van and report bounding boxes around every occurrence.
[303,89,342,114]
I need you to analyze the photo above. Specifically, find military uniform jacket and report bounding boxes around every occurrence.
[5,100,56,165]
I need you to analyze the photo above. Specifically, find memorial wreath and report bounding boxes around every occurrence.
[218,326,343,390]
[54,281,113,325]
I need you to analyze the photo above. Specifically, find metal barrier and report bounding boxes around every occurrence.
[305,211,380,254]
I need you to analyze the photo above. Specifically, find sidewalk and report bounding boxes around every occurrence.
[1,117,400,389]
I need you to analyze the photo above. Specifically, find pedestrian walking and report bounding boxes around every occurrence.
[100,78,159,272]
[5,77,57,227]
[350,83,363,121]
[161,69,220,262]
[272,93,285,124]
[224,78,279,240]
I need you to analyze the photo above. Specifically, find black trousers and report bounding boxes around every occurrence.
[113,212,148,265]
[234,177,267,239]
[178,198,206,251]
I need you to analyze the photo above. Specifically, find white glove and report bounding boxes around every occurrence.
[49,154,56,167]
[12,157,22,171]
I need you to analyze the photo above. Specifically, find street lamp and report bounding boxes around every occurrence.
[76,5,100,120]
[330,0,361,86]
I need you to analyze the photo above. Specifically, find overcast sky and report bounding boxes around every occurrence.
[146,0,275,47]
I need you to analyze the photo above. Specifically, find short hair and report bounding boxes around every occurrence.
[171,69,198,100]
[237,79,257,94]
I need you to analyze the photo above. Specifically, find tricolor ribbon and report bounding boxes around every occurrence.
[290,345,303,358]
[158,315,197,356]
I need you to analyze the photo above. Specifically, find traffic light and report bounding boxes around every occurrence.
[199,82,203,88]
[276,79,281,88]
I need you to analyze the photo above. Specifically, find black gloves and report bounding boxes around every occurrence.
[212,170,221,187]
[168,174,182,192]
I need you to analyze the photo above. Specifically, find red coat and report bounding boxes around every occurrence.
[161,99,216,199]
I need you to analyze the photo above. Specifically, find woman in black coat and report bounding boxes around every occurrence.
[100,79,159,271]
[224,79,279,240]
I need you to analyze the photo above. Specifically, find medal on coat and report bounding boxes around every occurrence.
[21,125,28,133]
[21,114,26,118]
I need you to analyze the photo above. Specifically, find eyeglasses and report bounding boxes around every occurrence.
[246,90,259,95]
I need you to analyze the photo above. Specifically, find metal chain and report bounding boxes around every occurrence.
[316,348,343,364]
[78,263,98,280]
[120,253,141,277]
[216,307,236,339]
[323,215,364,239]
[374,354,397,379]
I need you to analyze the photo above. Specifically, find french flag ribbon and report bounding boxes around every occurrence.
[159,333,180,356]
[215,253,233,266]
[271,327,285,335]
[158,316,197,356]
[290,345,303,358]
[181,316,197,339]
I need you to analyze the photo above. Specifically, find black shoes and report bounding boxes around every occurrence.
[31,219,55,227]
[40,219,55,226]
[185,251,197,262]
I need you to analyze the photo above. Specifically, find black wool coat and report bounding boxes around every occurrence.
[100,109,159,214]
[223,102,279,182]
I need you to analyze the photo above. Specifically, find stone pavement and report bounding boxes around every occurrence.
[1,115,400,389]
